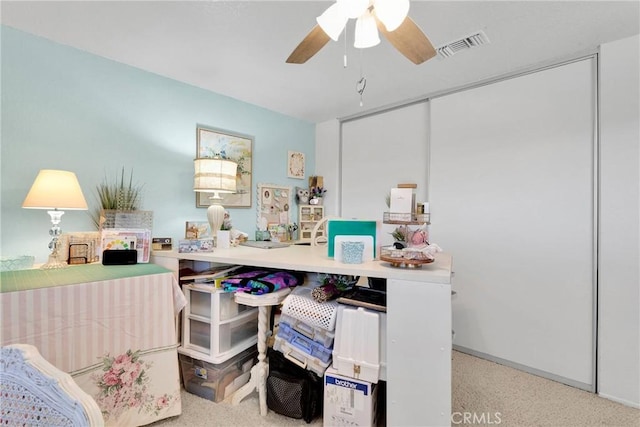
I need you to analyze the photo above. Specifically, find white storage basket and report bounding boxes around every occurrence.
[281,286,339,332]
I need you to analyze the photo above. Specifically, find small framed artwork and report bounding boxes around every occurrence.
[196,125,253,208]
[287,151,305,179]
[185,221,211,239]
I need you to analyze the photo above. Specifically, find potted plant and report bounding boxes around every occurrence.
[309,186,327,205]
[92,168,145,229]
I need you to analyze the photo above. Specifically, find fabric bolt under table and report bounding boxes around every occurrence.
[0,263,187,426]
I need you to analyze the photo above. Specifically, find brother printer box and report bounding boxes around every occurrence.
[323,367,378,426]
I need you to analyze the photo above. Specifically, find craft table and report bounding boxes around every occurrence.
[0,263,187,426]
[152,245,453,426]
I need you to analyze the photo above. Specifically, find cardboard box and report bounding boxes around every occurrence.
[323,367,378,427]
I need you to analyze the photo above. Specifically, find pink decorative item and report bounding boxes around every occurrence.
[411,229,428,246]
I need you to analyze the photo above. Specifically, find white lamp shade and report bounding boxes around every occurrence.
[354,11,380,48]
[22,170,88,210]
[193,158,237,194]
[316,2,348,41]
[374,0,410,32]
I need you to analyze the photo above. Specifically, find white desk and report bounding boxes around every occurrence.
[152,245,452,427]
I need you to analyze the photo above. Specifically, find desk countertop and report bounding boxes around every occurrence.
[152,245,452,284]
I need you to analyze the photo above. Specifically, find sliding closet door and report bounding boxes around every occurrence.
[341,102,429,247]
[430,58,596,389]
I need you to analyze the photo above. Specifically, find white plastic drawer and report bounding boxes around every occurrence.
[189,318,211,350]
[218,312,259,354]
[189,290,211,319]
[218,291,252,321]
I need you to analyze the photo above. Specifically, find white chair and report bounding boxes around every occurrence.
[0,344,104,426]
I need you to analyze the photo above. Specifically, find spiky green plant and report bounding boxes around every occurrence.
[391,227,406,241]
[91,168,144,228]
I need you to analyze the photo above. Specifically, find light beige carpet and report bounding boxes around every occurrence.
[151,350,640,427]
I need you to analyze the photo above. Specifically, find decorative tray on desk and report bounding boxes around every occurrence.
[380,246,435,268]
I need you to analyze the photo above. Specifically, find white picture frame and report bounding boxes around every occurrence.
[287,151,305,179]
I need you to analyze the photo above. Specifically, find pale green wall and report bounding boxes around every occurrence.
[0,26,315,262]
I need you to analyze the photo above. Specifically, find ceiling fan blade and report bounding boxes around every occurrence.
[286,25,331,64]
[376,16,436,64]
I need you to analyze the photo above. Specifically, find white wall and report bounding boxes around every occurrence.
[340,103,429,216]
[321,36,640,408]
[598,34,640,408]
[430,58,596,389]
[315,119,340,217]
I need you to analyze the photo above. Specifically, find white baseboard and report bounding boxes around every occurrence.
[597,392,640,409]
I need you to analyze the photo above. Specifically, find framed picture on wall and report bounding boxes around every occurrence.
[196,125,253,208]
[287,151,305,179]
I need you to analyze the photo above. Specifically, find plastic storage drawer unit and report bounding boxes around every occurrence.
[279,313,335,348]
[273,335,330,377]
[277,322,332,363]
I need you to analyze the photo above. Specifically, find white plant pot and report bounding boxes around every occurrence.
[216,230,231,249]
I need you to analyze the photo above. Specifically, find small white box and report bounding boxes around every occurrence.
[389,188,414,214]
[323,367,378,427]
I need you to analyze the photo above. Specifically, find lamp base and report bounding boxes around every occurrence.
[40,209,67,269]
[206,195,226,248]
[40,252,67,270]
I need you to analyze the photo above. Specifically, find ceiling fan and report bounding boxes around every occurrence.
[286,0,436,65]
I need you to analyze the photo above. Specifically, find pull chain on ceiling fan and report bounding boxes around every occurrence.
[286,0,436,65]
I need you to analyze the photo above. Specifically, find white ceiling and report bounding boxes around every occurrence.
[2,1,639,123]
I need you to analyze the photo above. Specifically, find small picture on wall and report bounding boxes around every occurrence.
[287,151,305,179]
[262,188,273,205]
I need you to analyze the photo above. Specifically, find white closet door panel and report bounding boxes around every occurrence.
[341,102,429,247]
[430,59,595,386]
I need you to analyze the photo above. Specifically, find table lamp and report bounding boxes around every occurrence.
[193,158,237,247]
[22,169,88,269]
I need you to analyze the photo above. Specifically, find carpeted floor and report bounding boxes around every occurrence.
[151,350,640,427]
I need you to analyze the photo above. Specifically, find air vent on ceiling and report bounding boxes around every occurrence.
[436,30,490,59]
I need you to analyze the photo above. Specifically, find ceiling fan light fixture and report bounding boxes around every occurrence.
[374,0,410,31]
[317,3,349,41]
[337,0,370,19]
[354,11,380,49]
